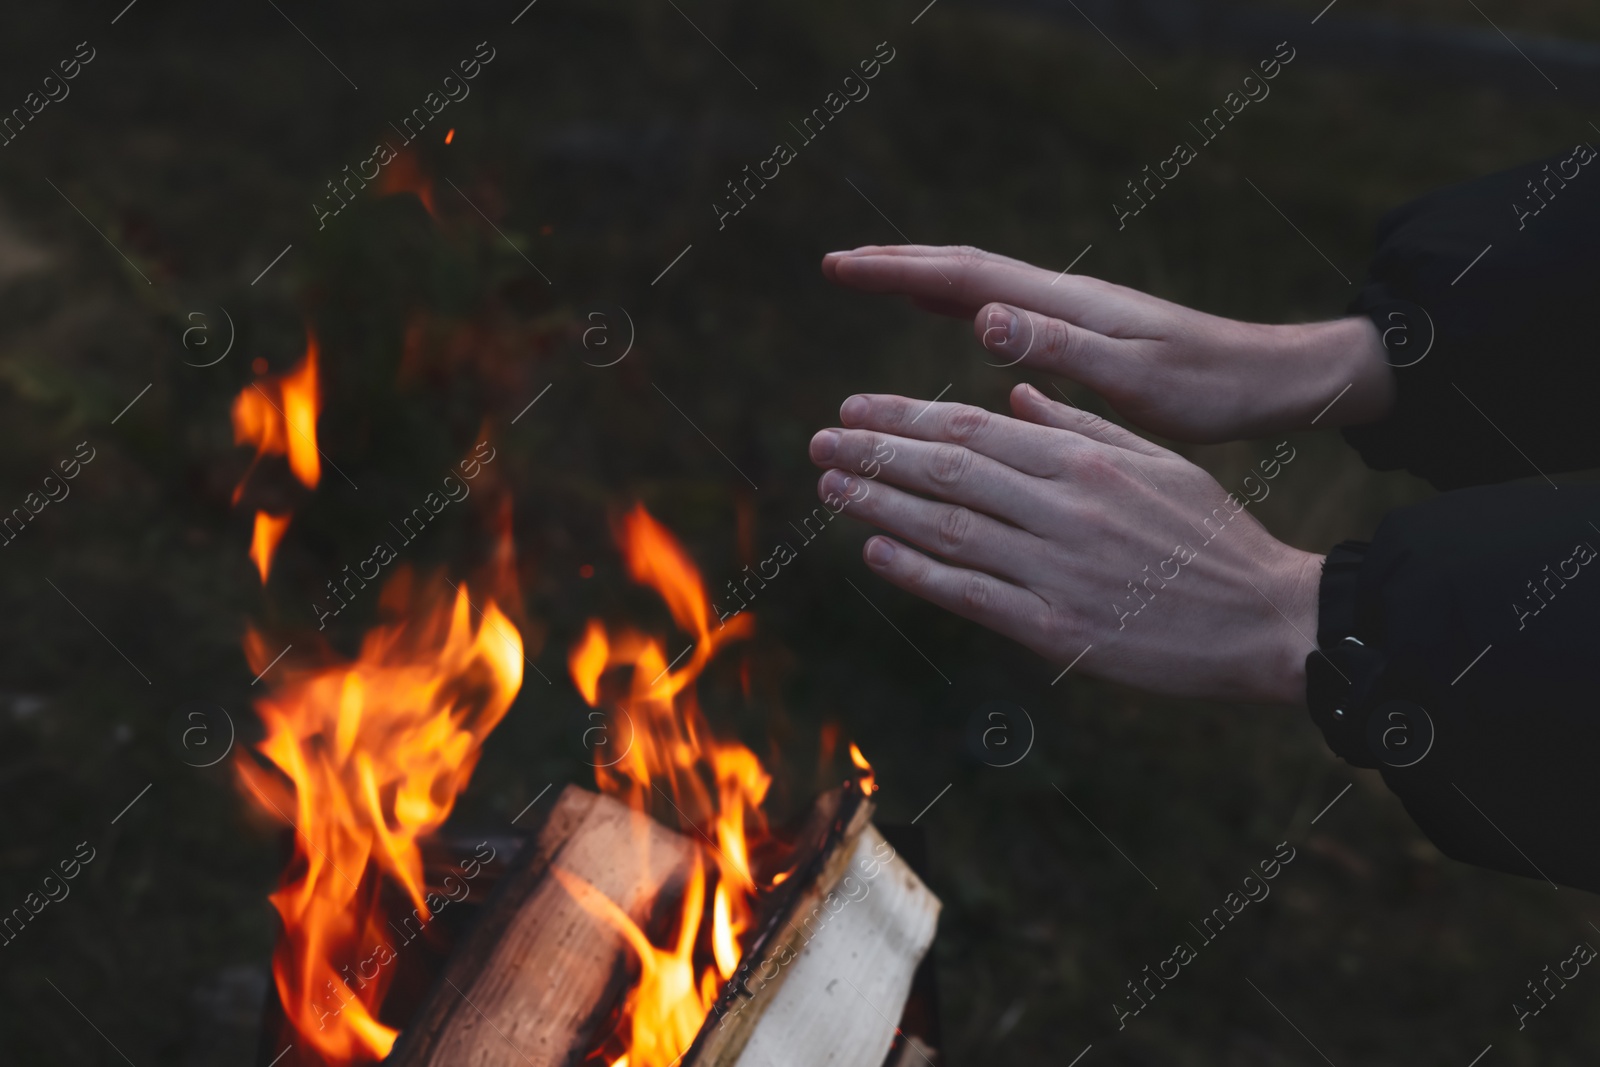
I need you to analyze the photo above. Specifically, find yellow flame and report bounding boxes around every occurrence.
[238,576,524,1063]
[849,742,876,794]
[566,503,779,1067]
[249,511,293,584]
[555,859,714,1067]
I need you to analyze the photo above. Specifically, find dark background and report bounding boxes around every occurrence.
[2,0,1598,1063]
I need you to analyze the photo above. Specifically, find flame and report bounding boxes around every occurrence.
[232,332,322,503]
[569,620,609,707]
[555,858,713,1067]
[237,568,524,1063]
[567,503,776,1067]
[849,742,877,794]
[711,880,739,979]
[250,510,293,584]
[377,148,437,218]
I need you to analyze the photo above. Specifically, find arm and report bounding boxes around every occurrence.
[1306,480,1600,893]
[1339,144,1600,489]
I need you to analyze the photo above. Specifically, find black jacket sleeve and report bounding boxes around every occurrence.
[1307,484,1600,893]
[1307,149,1600,893]
[1342,143,1600,491]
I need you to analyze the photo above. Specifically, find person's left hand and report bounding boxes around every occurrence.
[809,385,1323,704]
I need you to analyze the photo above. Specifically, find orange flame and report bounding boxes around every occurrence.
[566,503,776,1067]
[237,568,524,1063]
[232,332,322,504]
[849,742,877,794]
[555,858,714,1067]
[250,510,293,584]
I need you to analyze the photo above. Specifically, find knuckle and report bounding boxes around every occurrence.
[1040,317,1073,357]
[959,572,991,614]
[842,431,890,476]
[928,443,972,488]
[937,505,973,554]
[950,245,990,286]
[1063,447,1121,489]
[1041,602,1081,649]
[943,404,988,445]
[1073,409,1112,439]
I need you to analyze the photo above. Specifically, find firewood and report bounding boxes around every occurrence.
[682,787,942,1067]
[388,785,696,1067]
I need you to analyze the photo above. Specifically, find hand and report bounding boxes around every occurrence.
[821,244,1395,443]
[809,385,1325,704]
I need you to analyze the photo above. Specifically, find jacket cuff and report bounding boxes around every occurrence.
[1338,293,1432,476]
[1304,541,1439,771]
[1305,542,1381,767]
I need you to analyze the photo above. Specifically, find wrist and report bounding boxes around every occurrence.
[1253,547,1324,706]
[1285,316,1396,429]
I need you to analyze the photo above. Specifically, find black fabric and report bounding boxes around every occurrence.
[1309,149,1600,893]
[1306,543,1382,768]
[1312,483,1600,893]
[1316,541,1366,642]
[1342,144,1600,491]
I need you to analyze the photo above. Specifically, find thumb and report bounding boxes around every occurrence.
[1009,382,1170,459]
[975,302,1132,392]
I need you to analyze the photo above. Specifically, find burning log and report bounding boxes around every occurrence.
[388,782,940,1067]
[711,822,938,1067]
[681,786,941,1067]
[385,508,940,1067]
[386,785,697,1067]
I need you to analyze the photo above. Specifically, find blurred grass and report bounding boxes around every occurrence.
[0,1,1597,1064]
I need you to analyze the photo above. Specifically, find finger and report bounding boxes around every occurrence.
[836,393,1097,478]
[809,427,1058,533]
[859,534,1051,654]
[825,244,1036,270]
[1008,382,1171,459]
[823,245,1052,309]
[821,246,970,284]
[823,245,1154,333]
[975,302,1140,399]
[818,469,1041,583]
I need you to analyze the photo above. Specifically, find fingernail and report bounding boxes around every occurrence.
[1023,383,1044,400]
[840,395,869,424]
[865,537,896,566]
[811,428,841,462]
[985,307,1018,347]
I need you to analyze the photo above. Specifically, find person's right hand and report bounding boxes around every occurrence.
[821,245,1397,444]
